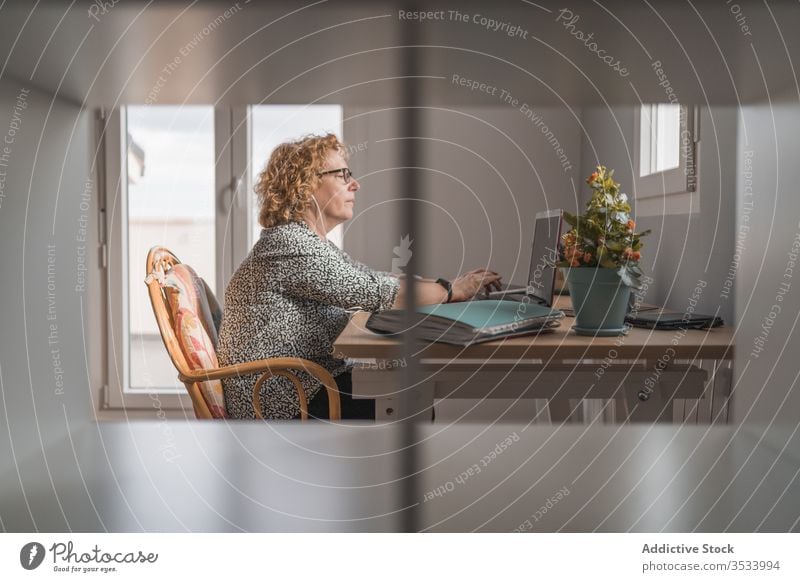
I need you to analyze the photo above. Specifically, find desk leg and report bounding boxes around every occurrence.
[548,399,584,424]
[694,359,732,425]
[695,359,714,423]
[710,360,733,425]
[548,398,572,423]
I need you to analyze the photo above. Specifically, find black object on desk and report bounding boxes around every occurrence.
[626,308,724,330]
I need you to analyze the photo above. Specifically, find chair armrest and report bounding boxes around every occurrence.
[179,357,341,421]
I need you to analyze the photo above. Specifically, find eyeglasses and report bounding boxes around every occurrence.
[318,167,354,184]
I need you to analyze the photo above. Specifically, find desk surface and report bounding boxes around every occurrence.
[335,297,735,360]
[2,422,796,532]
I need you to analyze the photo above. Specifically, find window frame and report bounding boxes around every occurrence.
[104,107,216,411]
[633,104,700,215]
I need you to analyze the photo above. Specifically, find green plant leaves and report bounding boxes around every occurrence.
[600,256,617,269]
[562,210,579,227]
[559,165,651,280]
[618,265,644,289]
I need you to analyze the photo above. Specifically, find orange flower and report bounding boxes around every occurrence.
[627,219,635,231]
[621,247,641,261]
[570,258,581,267]
[587,172,599,185]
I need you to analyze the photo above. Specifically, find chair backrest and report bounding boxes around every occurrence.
[145,247,227,419]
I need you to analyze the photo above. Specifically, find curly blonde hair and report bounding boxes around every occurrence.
[254,133,347,229]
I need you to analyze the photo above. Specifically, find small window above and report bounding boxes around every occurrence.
[634,104,699,213]
[639,103,681,177]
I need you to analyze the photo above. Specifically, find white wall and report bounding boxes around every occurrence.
[579,105,738,324]
[0,79,95,479]
[732,103,800,425]
[343,105,583,284]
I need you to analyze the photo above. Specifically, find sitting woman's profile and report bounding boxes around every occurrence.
[217,134,501,420]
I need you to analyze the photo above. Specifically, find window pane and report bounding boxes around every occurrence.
[126,105,215,392]
[655,104,680,172]
[640,103,681,177]
[249,105,343,248]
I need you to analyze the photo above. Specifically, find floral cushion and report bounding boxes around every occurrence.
[173,307,227,419]
[163,263,220,347]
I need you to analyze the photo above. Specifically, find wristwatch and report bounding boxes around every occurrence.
[435,278,453,303]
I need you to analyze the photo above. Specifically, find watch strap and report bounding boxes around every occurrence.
[435,278,453,303]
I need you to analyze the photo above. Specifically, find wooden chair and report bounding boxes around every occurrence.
[144,246,341,420]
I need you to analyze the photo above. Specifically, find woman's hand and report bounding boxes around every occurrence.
[450,269,503,302]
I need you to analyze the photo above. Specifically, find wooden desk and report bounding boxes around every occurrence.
[334,298,735,423]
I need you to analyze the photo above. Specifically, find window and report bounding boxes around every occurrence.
[103,104,344,411]
[634,104,699,214]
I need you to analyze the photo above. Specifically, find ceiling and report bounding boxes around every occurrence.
[1,0,798,107]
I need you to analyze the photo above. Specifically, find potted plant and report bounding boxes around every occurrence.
[557,166,651,336]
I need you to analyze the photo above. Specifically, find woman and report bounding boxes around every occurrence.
[217,134,502,420]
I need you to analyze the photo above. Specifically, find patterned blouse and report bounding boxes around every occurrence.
[217,221,400,419]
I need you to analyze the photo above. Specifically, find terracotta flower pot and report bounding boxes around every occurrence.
[561,267,631,336]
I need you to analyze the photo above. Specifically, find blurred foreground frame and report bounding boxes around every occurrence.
[0,0,799,533]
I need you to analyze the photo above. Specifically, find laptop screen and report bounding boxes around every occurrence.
[526,210,562,307]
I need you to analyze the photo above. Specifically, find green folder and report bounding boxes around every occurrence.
[366,300,563,346]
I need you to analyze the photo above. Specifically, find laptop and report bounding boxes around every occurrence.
[486,209,563,308]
